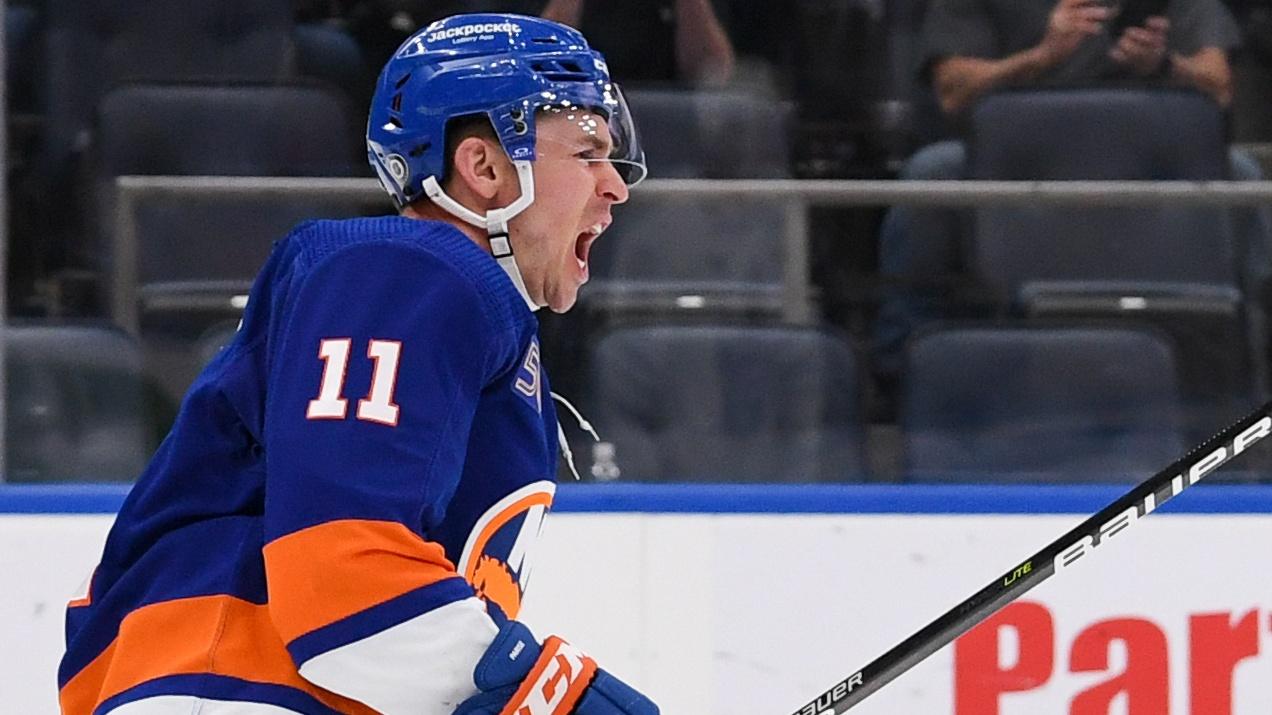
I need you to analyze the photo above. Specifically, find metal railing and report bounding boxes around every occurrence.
[112,176,1272,334]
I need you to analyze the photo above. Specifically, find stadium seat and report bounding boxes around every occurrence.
[587,324,866,482]
[24,0,298,313]
[97,83,359,178]
[37,0,295,193]
[901,324,1187,482]
[621,88,794,178]
[969,87,1234,291]
[93,83,373,333]
[5,323,165,483]
[41,0,293,152]
[967,87,1259,415]
[292,22,372,107]
[970,88,1229,181]
[584,192,805,319]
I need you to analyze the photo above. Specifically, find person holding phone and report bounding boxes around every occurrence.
[920,0,1238,113]
[870,0,1250,388]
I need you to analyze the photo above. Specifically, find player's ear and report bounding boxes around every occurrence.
[450,136,511,201]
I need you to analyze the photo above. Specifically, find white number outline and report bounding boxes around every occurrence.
[358,339,403,426]
[306,338,352,419]
[306,338,403,426]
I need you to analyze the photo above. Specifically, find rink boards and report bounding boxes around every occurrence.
[4,483,1272,714]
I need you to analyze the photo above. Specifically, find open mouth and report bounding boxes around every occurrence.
[574,223,606,275]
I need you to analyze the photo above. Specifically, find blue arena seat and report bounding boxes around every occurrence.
[587,324,865,482]
[25,0,298,312]
[901,324,1187,482]
[5,323,164,483]
[584,192,803,318]
[967,87,1260,417]
[38,0,295,186]
[97,84,358,178]
[93,83,373,331]
[970,88,1229,182]
[292,22,372,107]
[42,0,293,120]
[970,88,1235,290]
[621,88,793,179]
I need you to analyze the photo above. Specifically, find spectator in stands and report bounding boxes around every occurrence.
[872,0,1263,384]
[299,1,735,86]
[540,0,736,86]
[926,0,1237,112]
[297,1,535,67]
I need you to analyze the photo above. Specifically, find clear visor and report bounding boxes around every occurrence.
[535,84,647,187]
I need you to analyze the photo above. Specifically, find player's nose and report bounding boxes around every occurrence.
[596,161,629,205]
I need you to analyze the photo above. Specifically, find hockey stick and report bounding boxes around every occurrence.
[790,400,1272,715]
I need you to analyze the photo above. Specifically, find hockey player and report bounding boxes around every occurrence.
[58,14,656,715]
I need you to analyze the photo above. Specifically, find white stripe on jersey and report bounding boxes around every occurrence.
[105,696,302,714]
[297,596,498,715]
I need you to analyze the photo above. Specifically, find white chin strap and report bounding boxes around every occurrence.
[421,160,541,312]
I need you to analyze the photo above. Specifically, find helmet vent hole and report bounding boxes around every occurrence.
[391,93,403,112]
[394,73,412,89]
[531,37,560,44]
[529,59,590,81]
[386,116,403,129]
[408,143,430,157]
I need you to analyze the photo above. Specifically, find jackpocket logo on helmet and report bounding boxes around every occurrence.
[426,21,522,45]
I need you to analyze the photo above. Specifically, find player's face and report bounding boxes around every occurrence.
[508,112,629,313]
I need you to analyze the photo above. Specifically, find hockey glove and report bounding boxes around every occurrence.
[453,620,659,715]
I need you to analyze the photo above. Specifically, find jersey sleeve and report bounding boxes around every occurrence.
[261,241,504,713]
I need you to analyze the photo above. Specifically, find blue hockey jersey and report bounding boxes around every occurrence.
[59,216,560,714]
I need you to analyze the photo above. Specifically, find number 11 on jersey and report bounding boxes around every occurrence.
[307,338,402,426]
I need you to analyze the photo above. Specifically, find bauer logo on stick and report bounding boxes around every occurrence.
[789,404,1272,715]
[796,672,864,715]
[1055,415,1272,572]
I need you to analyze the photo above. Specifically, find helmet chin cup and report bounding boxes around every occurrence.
[421,162,541,312]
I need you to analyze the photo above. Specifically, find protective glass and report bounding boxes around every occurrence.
[534,85,647,187]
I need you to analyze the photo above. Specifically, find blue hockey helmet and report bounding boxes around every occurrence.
[366,14,646,209]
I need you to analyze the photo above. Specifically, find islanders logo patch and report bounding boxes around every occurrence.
[458,481,555,619]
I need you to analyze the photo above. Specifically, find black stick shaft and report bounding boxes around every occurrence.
[790,402,1272,715]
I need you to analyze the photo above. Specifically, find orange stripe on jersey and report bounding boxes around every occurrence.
[263,518,458,644]
[59,595,378,715]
